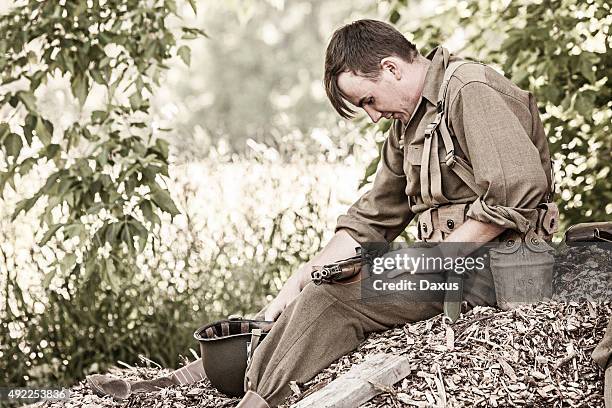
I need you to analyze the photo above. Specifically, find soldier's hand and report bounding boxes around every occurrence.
[264,275,302,321]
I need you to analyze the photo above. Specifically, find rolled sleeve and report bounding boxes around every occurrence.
[450,81,549,233]
[335,122,415,244]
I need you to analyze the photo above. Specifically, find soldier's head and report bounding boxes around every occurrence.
[324,19,428,124]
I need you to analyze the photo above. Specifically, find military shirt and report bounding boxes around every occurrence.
[336,46,553,244]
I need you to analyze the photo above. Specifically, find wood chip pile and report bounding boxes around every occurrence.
[283,302,610,408]
[29,245,610,408]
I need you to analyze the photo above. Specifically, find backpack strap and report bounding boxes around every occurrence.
[436,55,487,198]
[419,48,486,207]
[419,48,451,208]
[434,50,555,202]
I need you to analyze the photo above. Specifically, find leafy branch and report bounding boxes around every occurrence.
[0,0,205,293]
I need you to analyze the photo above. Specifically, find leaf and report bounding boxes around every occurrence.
[23,113,37,145]
[63,223,85,240]
[512,67,529,85]
[389,10,401,24]
[66,126,79,151]
[359,156,380,189]
[91,69,105,85]
[378,118,392,133]
[120,222,134,251]
[71,73,88,105]
[144,39,158,59]
[182,26,208,39]
[11,194,40,221]
[42,270,56,289]
[124,176,136,195]
[139,199,154,219]
[16,90,37,111]
[574,93,594,119]
[8,95,18,108]
[579,58,596,83]
[6,169,16,191]
[140,199,161,225]
[177,45,191,66]
[29,70,46,90]
[43,143,61,160]
[4,133,23,158]
[129,92,142,110]
[18,157,35,175]
[130,220,149,252]
[60,253,76,273]
[56,176,72,196]
[91,110,109,123]
[0,122,9,143]
[187,0,197,14]
[150,185,180,217]
[42,196,61,227]
[41,171,62,194]
[105,258,121,293]
[165,0,177,14]
[39,224,62,246]
[155,138,170,159]
[105,222,120,243]
[35,116,53,145]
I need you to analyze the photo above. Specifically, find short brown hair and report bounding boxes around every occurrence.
[324,19,418,119]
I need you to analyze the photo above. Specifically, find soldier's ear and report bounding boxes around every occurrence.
[380,57,402,80]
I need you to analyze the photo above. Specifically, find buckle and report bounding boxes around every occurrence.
[444,151,456,167]
[424,122,437,136]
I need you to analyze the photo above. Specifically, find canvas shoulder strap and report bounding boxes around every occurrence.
[420,53,486,208]
[436,58,487,198]
[435,53,555,201]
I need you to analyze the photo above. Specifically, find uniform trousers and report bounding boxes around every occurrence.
[245,264,496,406]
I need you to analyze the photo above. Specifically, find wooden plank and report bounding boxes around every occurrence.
[292,353,412,408]
[170,358,206,385]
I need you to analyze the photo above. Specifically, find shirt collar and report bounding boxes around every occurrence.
[420,46,447,106]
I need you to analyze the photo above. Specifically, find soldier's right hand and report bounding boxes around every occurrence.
[264,274,303,321]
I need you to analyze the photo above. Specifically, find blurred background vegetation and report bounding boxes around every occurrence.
[0,0,610,388]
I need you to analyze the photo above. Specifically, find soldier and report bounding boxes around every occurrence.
[237,19,556,407]
[593,318,612,407]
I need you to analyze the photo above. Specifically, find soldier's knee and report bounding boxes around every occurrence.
[297,283,335,307]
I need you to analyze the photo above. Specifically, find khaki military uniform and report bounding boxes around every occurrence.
[593,317,612,368]
[593,317,612,407]
[245,47,554,406]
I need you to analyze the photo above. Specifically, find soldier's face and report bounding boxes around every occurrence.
[337,63,421,124]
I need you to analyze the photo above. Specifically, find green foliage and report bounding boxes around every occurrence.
[0,0,207,387]
[490,0,611,225]
[0,0,204,292]
[0,153,333,387]
[367,0,611,229]
[0,0,379,388]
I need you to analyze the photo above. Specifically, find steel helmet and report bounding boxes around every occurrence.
[194,318,274,397]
